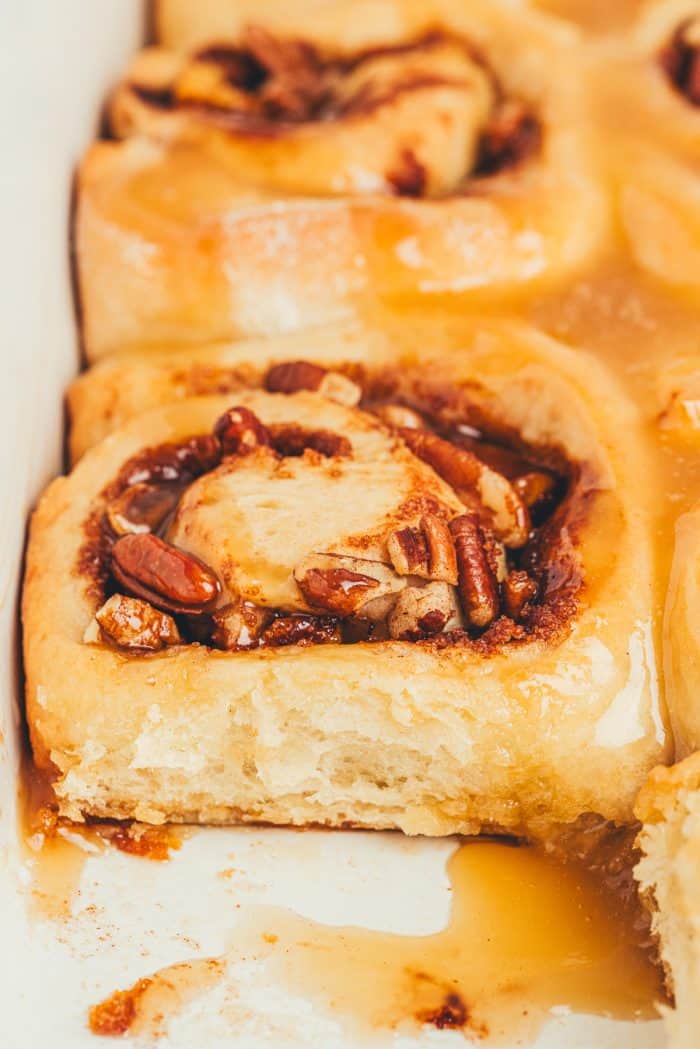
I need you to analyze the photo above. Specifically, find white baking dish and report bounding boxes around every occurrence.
[0,4,667,1047]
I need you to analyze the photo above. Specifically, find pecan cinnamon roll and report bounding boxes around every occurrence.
[75,0,607,359]
[24,325,669,833]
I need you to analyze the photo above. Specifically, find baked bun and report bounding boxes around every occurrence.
[24,329,669,833]
[76,0,607,359]
[636,753,700,1049]
[598,1,700,296]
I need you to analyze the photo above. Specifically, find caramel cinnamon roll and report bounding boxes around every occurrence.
[24,323,669,833]
[76,0,607,358]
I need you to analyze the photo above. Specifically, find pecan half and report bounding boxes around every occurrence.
[111,533,221,615]
[400,428,530,548]
[387,515,457,585]
[261,614,342,647]
[294,554,405,616]
[502,570,538,621]
[388,581,463,641]
[449,514,500,629]
[214,406,272,455]
[106,482,182,537]
[264,360,361,406]
[92,594,181,651]
[268,424,351,458]
[211,601,273,650]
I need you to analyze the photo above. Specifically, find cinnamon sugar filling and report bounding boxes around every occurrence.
[124,26,541,189]
[77,364,587,656]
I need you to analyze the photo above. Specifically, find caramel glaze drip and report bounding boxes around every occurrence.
[124,27,542,189]
[77,371,583,658]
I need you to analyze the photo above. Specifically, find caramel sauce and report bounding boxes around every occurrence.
[89,959,224,1039]
[239,840,663,1043]
[87,838,664,1043]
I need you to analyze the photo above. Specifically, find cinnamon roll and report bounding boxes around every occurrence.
[600,1,700,295]
[24,329,669,833]
[76,0,606,359]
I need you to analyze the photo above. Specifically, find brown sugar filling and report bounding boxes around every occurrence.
[125,26,541,189]
[77,363,585,656]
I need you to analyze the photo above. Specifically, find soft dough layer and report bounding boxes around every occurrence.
[24,334,670,835]
[636,754,700,1049]
[76,0,607,359]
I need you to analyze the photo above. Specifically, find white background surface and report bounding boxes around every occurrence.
[0,4,667,1046]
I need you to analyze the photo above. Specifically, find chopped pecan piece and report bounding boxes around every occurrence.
[265,360,327,394]
[352,591,402,624]
[388,581,462,641]
[297,567,379,615]
[111,534,221,615]
[92,594,181,651]
[211,602,273,650]
[318,372,362,407]
[399,428,530,548]
[265,360,361,406]
[123,435,221,486]
[261,614,342,647]
[106,482,181,537]
[214,406,272,455]
[294,554,404,616]
[268,424,351,458]
[387,515,457,585]
[449,514,500,629]
[374,404,426,430]
[502,570,538,621]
